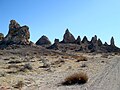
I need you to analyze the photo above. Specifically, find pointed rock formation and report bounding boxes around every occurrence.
[82,36,89,43]
[9,20,20,31]
[2,20,30,45]
[36,35,51,45]
[91,35,97,43]
[104,42,108,46]
[54,39,59,44]
[97,38,103,46]
[75,36,81,45]
[110,36,115,46]
[0,33,4,41]
[62,29,75,43]
[47,39,59,50]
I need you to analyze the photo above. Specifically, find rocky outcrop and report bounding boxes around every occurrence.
[91,35,97,43]
[0,33,4,41]
[47,39,59,50]
[36,35,51,45]
[110,36,115,46]
[1,20,30,45]
[61,29,75,43]
[97,38,102,46]
[75,36,81,45]
[54,39,59,44]
[104,42,108,46]
[82,36,89,43]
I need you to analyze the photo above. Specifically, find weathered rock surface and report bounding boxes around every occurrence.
[0,33,4,41]
[61,29,75,43]
[1,20,30,45]
[36,35,51,45]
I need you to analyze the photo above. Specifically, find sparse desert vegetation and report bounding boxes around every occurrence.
[0,20,120,90]
[62,72,88,85]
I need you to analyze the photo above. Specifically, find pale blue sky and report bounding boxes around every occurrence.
[0,0,120,46]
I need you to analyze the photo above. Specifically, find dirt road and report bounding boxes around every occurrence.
[86,57,120,90]
[57,57,120,90]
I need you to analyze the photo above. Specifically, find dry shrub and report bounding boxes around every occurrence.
[51,59,65,65]
[81,63,87,68]
[62,55,70,59]
[19,63,32,72]
[10,57,16,59]
[7,65,19,69]
[72,55,87,62]
[8,60,21,64]
[6,70,18,74]
[101,54,108,58]
[13,81,24,90]
[4,58,10,61]
[0,85,11,90]
[51,59,65,68]
[62,72,88,85]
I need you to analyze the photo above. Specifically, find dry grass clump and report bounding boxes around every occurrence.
[62,55,70,59]
[6,65,20,69]
[8,60,21,64]
[101,53,109,58]
[72,55,87,62]
[62,72,88,85]
[81,63,87,68]
[51,59,65,65]
[13,81,24,90]
[19,63,33,72]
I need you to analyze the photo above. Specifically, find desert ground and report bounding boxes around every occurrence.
[0,46,120,90]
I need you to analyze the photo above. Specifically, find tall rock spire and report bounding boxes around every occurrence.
[62,29,75,43]
[4,20,30,45]
[75,36,81,45]
[110,36,115,46]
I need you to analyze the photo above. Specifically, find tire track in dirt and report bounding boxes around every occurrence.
[87,57,120,90]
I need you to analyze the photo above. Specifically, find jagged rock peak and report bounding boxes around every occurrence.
[62,29,75,43]
[97,38,103,46]
[75,36,81,45]
[65,28,69,33]
[110,36,115,46]
[104,42,108,46]
[0,33,4,41]
[91,35,97,43]
[3,20,30,45]
[54,39,59,44]
[9,20,20,30]
[36,35,51,45]
[82,36,89,43]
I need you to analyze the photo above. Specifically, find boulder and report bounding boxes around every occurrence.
[62,29,75,43]
[2,20,30,45]
[0,33,4,41]
[36,35,51,45]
